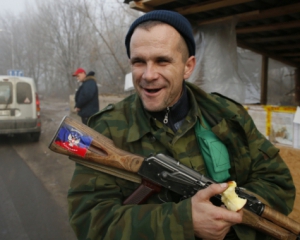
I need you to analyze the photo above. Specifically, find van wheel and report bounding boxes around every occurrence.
[30,132,40,142]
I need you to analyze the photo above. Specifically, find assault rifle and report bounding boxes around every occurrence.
[49,116,300,240]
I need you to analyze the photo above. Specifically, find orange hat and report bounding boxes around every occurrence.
[72,68,86,76]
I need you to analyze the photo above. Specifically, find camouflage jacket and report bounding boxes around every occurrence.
[67,82,295,240]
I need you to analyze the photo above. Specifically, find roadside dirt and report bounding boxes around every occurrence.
[276,145,300,222]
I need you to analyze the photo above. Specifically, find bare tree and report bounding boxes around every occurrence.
[0,13,17,75]
[80,0,140,93]
[0,0,141,97]
[35,0,93,95]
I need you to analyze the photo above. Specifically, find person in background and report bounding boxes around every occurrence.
[67,11,295,240]
[72,68,99,125]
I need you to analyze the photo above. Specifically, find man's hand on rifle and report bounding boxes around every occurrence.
[191,183,243,240]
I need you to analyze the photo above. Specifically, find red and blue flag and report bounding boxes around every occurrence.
[54,123,92,157]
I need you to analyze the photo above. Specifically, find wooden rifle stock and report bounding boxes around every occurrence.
[262,205,300,236]
[49,116,300,240]
[242,209,298,240]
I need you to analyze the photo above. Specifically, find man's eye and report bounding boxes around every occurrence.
[157,58,169,64]
[131,60,143,65]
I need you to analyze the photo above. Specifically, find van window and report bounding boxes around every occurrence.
[0,82,12,104]
[17,82,32,104]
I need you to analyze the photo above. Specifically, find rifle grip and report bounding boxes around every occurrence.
[262,205,300,235]
[123,180,161,205]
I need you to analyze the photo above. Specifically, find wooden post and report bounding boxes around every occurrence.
[260,55,269,105]
[295,68,300,105]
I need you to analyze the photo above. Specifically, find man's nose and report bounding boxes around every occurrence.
[142,63,159,81]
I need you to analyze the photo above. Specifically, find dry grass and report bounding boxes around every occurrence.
[276,144,300,223]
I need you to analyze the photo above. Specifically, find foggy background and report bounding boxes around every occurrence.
[0,0,140,99]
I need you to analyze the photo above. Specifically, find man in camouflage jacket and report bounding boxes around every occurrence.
[67,10,295,240]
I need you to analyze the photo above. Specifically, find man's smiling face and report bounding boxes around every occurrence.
[129,23,195,112]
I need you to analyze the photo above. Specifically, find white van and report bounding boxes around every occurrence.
[0,75,41,141]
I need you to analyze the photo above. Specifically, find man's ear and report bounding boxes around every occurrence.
[183,56,196,79]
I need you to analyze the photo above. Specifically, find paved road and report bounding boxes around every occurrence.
[0,136,75,240]
[0,96,124,240]
[0,98,77,240]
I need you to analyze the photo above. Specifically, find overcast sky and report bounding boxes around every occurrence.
[0,0,37,15]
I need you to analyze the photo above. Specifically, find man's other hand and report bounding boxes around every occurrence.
[191,183,243,240]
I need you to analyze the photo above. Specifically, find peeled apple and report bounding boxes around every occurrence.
[221,181,247,212]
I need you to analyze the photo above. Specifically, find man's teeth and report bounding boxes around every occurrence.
[147,89,159,93]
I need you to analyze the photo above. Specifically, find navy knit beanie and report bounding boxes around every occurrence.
[125,10,195,58]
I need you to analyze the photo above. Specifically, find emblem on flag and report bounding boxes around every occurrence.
[54,123,92,157]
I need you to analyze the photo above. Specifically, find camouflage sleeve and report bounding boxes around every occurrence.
[206,94,296,239]
[239,105,295,215]
[230,106,296,239]
[67,164,195,240]
[211,92,295,215]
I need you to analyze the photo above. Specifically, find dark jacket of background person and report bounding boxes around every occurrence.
[74,71,99,118]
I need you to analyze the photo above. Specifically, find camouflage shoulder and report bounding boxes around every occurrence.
[87,94,137,129]
[210,92,244,108]
[210,92,246,111]
[210,92,249,122]
[94,103,115,117]
[88,104,115,127]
